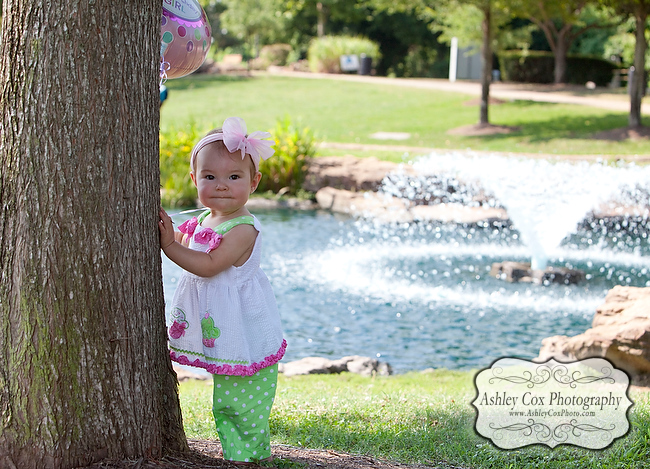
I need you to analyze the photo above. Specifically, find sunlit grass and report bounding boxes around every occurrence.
[161,74,650,159]
[179,372,650,469]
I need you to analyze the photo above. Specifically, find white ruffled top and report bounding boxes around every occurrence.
[167,214,285,376]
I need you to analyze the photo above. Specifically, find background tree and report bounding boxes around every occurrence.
[569,5,621,56]
[360,10,450,77]
[0,1,187,467]
[602,16,649,65]
[370,0,518,125]
[283,0,367,42]
[220,0,288,57]
[199,0,231,56]
[603,0,650,127]
[511,0,617,84]
[424,0,514,125]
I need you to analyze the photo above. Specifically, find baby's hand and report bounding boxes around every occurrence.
[158,208,175,250]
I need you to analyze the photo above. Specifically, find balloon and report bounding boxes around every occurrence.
[161,0,212,80]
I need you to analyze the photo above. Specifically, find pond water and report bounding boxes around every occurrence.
[162,206,650,374]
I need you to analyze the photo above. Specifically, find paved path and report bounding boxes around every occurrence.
[264,68,650,115]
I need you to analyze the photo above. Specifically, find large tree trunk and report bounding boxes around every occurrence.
[0,1,188,467]
[629,4,648,127]
[479,1,492,125]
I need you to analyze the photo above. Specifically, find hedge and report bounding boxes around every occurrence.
[308,36,381,74]
[498,50,617,86]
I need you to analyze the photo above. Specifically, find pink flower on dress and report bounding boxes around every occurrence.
[169,320,187,339]
[194,228,223,253]
[178,217,199,236]
[179,217,223,253]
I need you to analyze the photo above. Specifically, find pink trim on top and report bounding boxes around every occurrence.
[170,339,287,377]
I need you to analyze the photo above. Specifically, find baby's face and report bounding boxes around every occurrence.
[191,144,260,215]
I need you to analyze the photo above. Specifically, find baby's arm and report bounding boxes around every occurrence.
[158,208,257,277]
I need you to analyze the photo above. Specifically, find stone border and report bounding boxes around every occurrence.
[537,286,650,385]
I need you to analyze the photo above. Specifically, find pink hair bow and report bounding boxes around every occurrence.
[194,228,223,253]
[190,117,275,171]
[222,117,275,166]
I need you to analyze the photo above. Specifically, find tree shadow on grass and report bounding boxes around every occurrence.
[270,407,479,467]
[449,100,642,144]
[591,125,650,141]
[270,406,649,469]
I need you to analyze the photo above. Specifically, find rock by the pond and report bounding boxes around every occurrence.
[278,355,393,377]
[315,187,411,222]
[305,156,647,223]
[490,261,586,285]
[173,355,393,381]
[304,156,404,192]
[537,286,650,384]
[315,186,508,224]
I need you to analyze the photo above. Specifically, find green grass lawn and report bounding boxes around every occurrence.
[180,371,650,469]
[161,74,650,159]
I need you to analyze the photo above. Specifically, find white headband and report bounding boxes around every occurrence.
[190,117,275,172]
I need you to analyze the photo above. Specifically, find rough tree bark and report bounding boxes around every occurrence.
[0,1,188,468]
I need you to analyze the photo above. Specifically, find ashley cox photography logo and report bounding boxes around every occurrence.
[472,357,632,449]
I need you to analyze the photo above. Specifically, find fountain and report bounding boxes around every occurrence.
[162,152,650,373]
[382,153,650,285]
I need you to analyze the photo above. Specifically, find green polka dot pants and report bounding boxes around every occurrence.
[212,364,278,463]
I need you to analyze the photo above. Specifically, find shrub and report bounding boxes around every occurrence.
[389,45,439,78]
[257,116,317,195]
[308,36,381,73]
[498,50,616,86]
[565,56,618,86]
[499,50,553,83]
[252,44,293,70]
[159,123,203,208]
